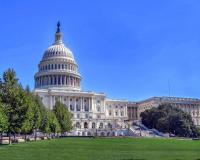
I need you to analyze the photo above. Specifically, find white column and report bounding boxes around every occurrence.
[68,97,70,108]
[91,98,93,111]
[56,75,58,85]
[75,98,76,111]
[81,98,83,111]
[67,76,69,85]
[64,76,66,85]
[89,98,91,111]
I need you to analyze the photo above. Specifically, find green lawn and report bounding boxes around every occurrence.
[1,138,200,160]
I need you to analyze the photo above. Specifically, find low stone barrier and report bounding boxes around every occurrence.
[17,138,25,143]
[41,136,48,140]
[36,137,41,141]
[0,139,9,145]
[27,137,35,141]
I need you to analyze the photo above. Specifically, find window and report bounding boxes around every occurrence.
[76,122,81,128]
[108,123,112,129]
[54,77,57,84]
[70,99,72,101]
[109,110,112,116]
[85,114,88,118]
[76,99,78,102]
[76,105,80,111]
[115,111,118,116]
[121,111,124,116]
[92,123,96,129]
[97,115,100,119]
[58,64,60,69]
[77,114,80,118]
[97,107,101,112]
[70,104,74,111]
[58,76,61,85]
[84,122,88,129]
[99,123,103,129]
[85,105,89,111]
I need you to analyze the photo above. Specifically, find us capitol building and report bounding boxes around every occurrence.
[34,22,200,136]
[34,22,128,136]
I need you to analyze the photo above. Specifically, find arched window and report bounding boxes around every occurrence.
[99,123,103,129]
[84,122,88,129]
[54,76,57,85]
[58,76,61,85]
[70,104,74,111]
[50,76,53,85]
[84,105,89,111]
[108,123,112,129]
[76,104,80,111]
[92,123,96,129]
[76,122,81,128]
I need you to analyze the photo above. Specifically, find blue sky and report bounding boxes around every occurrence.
[1,0,200,101]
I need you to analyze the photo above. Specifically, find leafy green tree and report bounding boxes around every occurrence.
[0,69,21,141]
[0,69,34,143]
[49,111,61,134]
[0,102,8,135]
[21,94,34,141]
[32,96,42,132]
[140,103,197,137]
[53,101,72,133]
[40,109,51,134]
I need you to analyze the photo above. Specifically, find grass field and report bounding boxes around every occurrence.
[1,138,200,160]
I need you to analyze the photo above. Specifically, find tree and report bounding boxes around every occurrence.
[140,103,197,137]
[49,111,61,135]
[21,94,34,141]
[0,102,8,136]
[32,96,42,131]
[40,109,51,135]
[53,101,72,133]
[0,69,33,143]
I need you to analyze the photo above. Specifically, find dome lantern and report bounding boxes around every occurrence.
[55,21,62,44]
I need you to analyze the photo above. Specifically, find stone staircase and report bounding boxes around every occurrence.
[125,121,167,137]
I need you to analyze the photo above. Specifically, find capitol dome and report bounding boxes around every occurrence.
[34,22,81,91]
